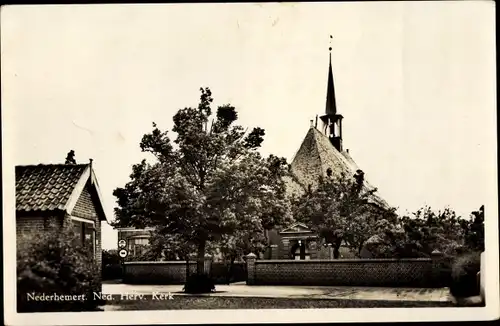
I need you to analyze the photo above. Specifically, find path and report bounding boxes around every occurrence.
[103,281,451,302]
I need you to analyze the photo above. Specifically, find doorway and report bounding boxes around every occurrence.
[290,240,307,260]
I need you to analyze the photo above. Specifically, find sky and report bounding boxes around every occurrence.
[2,2,496,250]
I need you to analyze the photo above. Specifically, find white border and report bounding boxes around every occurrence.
[3,2,499,325]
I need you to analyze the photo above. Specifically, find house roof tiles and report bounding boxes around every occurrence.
[16,164,88,212]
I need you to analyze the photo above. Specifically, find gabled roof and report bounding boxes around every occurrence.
[15,163,108,221]
[280,222,313,234]
[285,126,390,209]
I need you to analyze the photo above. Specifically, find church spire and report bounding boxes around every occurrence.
[325,40,337,115]
[319,35,344,152]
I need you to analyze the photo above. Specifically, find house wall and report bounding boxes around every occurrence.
[16,215,62,238]
[246,257,446,287]
[71,184,102,269]
[17,216,45,236]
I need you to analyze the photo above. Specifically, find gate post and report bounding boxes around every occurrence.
[270,245,279,260]
[246,253,257,285]
[431,249,444,286]
[204,254,212,275]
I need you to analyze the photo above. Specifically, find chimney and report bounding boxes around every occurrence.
[346,149,349,153]
[310,120,314,128]
[89,158,94,184]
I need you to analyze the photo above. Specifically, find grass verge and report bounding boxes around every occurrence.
[103,295,456,310]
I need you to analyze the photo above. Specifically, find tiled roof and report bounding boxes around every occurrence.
[286,127,390,209]
[16,164,88,212]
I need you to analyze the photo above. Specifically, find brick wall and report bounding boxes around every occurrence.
[248,258,444,287]
[72,184,102,270]
[17,216,45,236]
[16,215,62,238]
[123,261,198,284]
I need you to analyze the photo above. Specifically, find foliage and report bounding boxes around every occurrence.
[17,225,101,312]
[292,170,396,258]
[370,205,485,259]
[123,245,160,262]
[112,87,292,282]
[449,251,481,298]
[464,205,484,252]
[102,249,122,280]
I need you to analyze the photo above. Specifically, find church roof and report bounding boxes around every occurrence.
[285,126,390,209]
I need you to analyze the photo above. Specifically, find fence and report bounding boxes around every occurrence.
[123,261,197,284]
[245,251,446,287]
[122,258,246,284]
[122,252,447,287]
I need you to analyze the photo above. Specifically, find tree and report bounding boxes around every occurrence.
[464,205,484,252]
[292,170,396,258]
[112,88,292,278]
[369,206,482,259]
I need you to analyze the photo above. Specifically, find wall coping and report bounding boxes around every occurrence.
[255,258,432,264]
[124,261,197,265]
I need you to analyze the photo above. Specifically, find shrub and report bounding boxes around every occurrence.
[17,225,102,312]
[449,251,482,299]
[183,274,215,294]
[102,250,123,280]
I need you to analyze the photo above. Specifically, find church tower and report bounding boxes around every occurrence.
[319,44,343,152]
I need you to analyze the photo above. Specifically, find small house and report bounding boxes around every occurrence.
[16,160,108,268]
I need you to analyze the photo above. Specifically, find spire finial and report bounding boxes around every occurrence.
[325,35,337,116]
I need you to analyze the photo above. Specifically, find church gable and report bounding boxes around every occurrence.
[285,126,390,209]
[289,127,323,190]
[280,223,313,234]
[312,127,357,180]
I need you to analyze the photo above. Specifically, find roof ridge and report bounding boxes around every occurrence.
[16,163,88,166]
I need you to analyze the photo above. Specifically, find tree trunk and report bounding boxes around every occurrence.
[196,241,206,275]
[185,254,190,280]
[333,238,342,259]
[358,244,364,257]
[227,255,236,285]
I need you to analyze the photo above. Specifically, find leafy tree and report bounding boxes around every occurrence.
[292,170,396,258]
[112,88,292,277]
[370,205,484,259]
[464,205,484,252]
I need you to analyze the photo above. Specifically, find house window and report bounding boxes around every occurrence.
[72,218,96,258]
[127,237,150,257]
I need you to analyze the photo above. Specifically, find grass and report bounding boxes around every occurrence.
[103,295,456,311]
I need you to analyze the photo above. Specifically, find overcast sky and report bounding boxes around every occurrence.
[2,2,496,250]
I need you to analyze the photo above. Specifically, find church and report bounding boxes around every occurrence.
[116,47,390,261]
[264,47,390,260]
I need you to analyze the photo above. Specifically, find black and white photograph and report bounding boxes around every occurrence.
[2,2,498,325]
